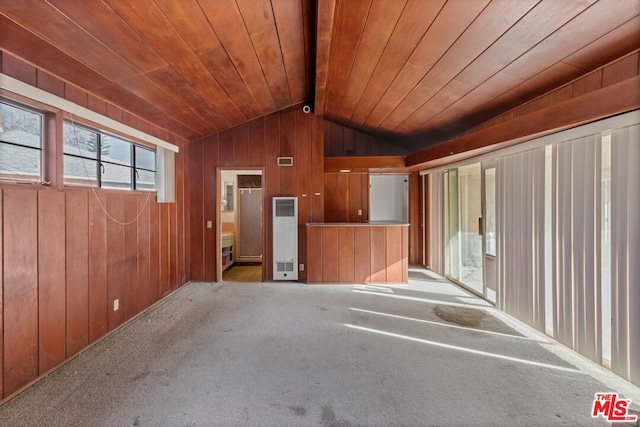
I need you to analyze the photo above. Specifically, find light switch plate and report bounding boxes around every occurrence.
[113,299,119,311]
[207,221,212,228]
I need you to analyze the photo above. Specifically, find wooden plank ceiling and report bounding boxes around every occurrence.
[0,0,639,150]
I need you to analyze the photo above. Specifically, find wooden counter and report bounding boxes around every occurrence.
[306,223,409,284]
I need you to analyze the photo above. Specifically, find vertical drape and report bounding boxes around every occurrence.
[496,147,545,331]
[553,135,601,363]
[610,124,640,384]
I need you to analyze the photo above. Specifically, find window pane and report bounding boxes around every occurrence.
[63,155,98,186]
[0,102,42,149]
[102,162,132,189]
[63,123,98,159]
[0,143,40,178]
[102,135,131,166]
[135,145,155,171]
[136,169,155,191]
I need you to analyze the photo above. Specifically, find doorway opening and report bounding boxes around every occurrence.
[218,168,264,282]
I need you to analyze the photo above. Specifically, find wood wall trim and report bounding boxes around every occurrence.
[407,75,640,169]
[324,156,406,172]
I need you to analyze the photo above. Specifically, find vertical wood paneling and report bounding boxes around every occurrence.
[338,227,355,283]
[106,195,124,331]
[297,109,312,280]
[280,109,297,196]
[370,227,387,283]
[306,226,322,282]
[233,123,251,166]
[137,196,150,312]
[188,139,204,280]
[348,174,362,222]
[311,115,325,222]
[402,226,409,283]
[3,190,38,396]
[189,106,324,283]
[203,135,218,281]
[408,172,423,265]
[160,204,170,296]
[386,226,403,282]
[123,196,139,320]
[354,226,371,282]
[149,200,161,304]
[37,190,66,374]
[88,193,108,343]
[65,191,89,357]
[321,226,339,282]
[169,193,178,290]
[325,172,369,223]
[335,174,349,222]
[264,112,281,280]
[250,118,266,167]
[219,128,234,167]
[175,143,186,285]
[324,173,337,222]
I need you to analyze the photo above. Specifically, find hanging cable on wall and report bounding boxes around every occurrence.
[68,113,152,226]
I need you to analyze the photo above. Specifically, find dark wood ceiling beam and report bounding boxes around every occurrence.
[314,0,338,116]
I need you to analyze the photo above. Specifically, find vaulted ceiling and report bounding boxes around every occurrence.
[1,0,639,152]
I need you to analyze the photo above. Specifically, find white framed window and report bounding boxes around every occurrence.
[0,100,43,182]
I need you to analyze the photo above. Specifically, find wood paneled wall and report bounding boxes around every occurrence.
[324,120,408,157]
[0,52,188,400]
[306,224,409,284]
[187,106,325,282]
[408,172,424,266]
[0,183,188,399]
[323,172,369,223]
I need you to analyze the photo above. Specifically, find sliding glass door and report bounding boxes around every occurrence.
[444,163,483,295]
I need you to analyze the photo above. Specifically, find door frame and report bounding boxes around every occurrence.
[216,167,265,282]
[481,160,497,304]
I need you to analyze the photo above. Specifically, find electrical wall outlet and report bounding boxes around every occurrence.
[299,264,305,271]
[113,299,119,311]
[358,209,363,216]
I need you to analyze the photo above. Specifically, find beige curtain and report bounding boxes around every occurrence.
[496,147,546,331]
[610,124,640,384]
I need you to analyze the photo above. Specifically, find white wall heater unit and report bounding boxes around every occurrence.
[272,197,298,280]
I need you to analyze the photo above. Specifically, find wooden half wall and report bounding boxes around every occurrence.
[187,106,325,282]
[0,51,188,399]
